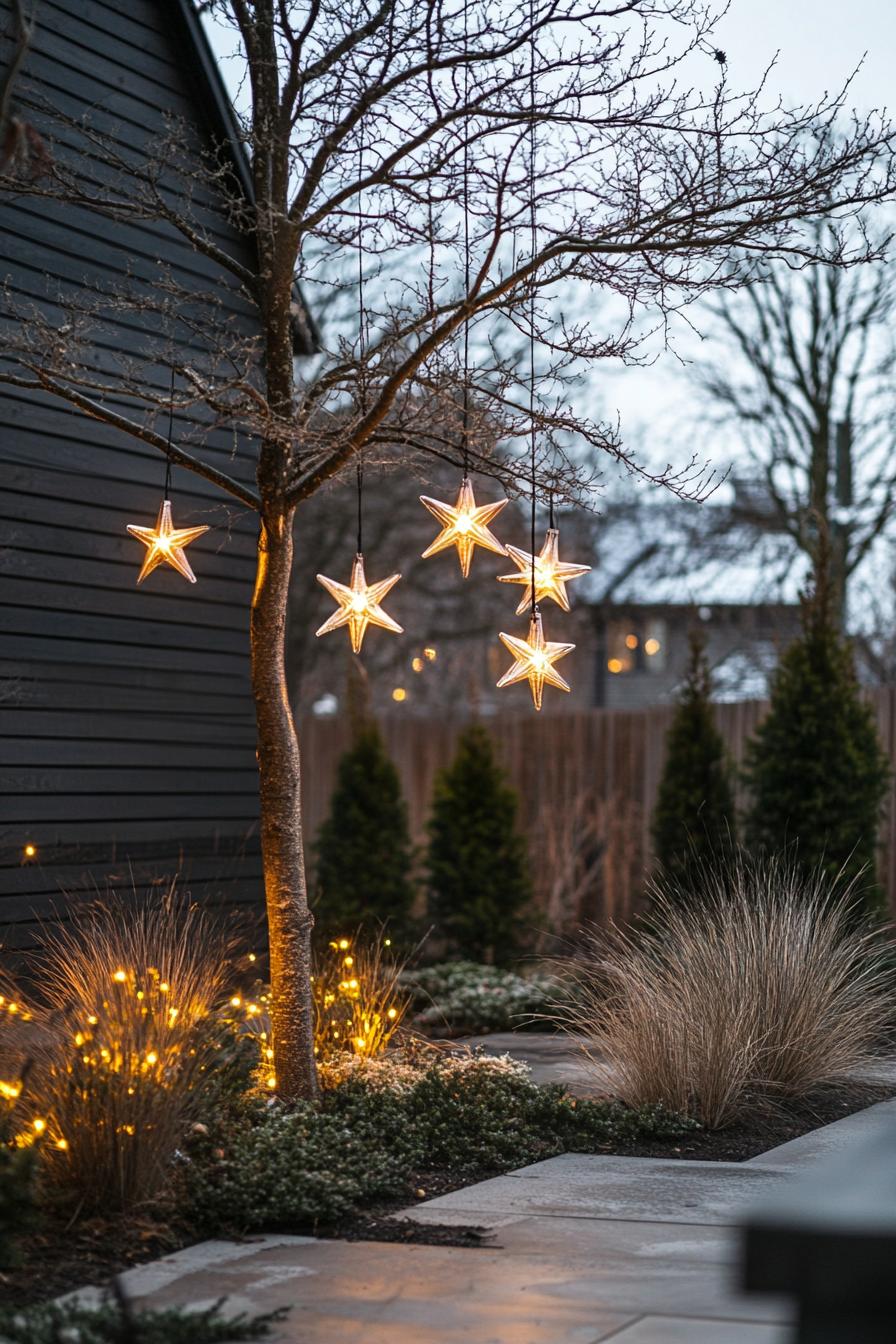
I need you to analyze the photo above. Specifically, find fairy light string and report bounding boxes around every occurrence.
[528,0,538,619]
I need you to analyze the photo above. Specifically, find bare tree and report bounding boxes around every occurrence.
[0,0,46,176]
[685,217,896,627]
[2,0,895,1099]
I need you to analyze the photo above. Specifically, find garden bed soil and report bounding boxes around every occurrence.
[1,1079,891,1309]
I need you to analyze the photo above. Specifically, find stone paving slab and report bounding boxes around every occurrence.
[747,1096,896,1168]
[406,1214,785,1323]
[406,1152,788,1226]
[111,1237,639,1343]
[605,1317,787,1343]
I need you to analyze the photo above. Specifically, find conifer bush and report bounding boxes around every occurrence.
[744,562,890,909]
[425,725,532,963]
[313,723,415,938]
[652,630,736,890]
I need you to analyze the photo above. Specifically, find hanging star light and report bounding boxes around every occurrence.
[420,477,508,578]
[498,527,592,615]
[316,553,403,654]
[126,499,209,584]
[496,609,575,711]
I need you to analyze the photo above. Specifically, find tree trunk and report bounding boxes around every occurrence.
[250,504,319,1102]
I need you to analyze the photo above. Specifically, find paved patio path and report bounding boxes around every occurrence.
[78,1092,896,1342]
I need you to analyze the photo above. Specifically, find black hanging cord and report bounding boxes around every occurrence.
[357,125,367,416]
[460,0,472,478]
[528,0,537,618]
[549,487,555,531]
[164,364,175,498]
[356,118,366,556]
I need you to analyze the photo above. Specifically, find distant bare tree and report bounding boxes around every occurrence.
[538,791,643,948]
[686,217,896,627]
[1,0,895,1099]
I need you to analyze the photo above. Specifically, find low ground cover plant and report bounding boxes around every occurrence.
[178,1047,694,1233]
[402,960,560,1035]
[0,1296,287,1343]
[554,856,896,1128]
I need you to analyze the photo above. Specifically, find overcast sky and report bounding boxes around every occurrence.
[605,0,895,456]
[207,0,895,488]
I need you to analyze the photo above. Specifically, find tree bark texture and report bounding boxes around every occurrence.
[250,504,318,1102]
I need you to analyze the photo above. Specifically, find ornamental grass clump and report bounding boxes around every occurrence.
[21,890,252,1212]
[553,856,896,1129]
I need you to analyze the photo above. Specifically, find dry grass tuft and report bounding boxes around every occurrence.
[20,888,240,1211]
[553,856,896,1128]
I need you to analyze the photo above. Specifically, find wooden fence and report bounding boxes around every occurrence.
[301,687,896,928]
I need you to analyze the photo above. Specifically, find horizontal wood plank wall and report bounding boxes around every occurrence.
[0,0,262,949]
[300,690,896,924]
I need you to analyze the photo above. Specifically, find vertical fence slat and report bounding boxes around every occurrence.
[300,689,895,922]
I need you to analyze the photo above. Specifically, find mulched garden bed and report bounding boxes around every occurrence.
[2,1079,891,1309]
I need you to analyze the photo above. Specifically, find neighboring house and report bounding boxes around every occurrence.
[587,602,801,710]
[0,1,315,948]
[361,600,800,716]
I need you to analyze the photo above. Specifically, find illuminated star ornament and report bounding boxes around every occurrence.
[316,553,403,654]
[498,527,591,614]
[420,476,508,578]
[126,499,209,584]
[496,610,575,711]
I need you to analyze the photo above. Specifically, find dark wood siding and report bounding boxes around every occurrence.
[0,0,264,947]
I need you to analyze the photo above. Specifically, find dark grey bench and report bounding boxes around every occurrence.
[741,1115,896,1343]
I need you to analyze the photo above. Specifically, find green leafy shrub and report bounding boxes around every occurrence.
[0,1108,38,1269]
[314,724,415,938]
[652,630,736,890]
[0,1297,287,1343]
[426,725,532,963]
[179,1050,694,1233]
[401,960,559,1035]
[744,564,890,910]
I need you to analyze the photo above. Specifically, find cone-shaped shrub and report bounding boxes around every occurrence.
[314,723,415,939]
[426,724,532,963]
[744,558,890,910]
[652,630,736,891]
